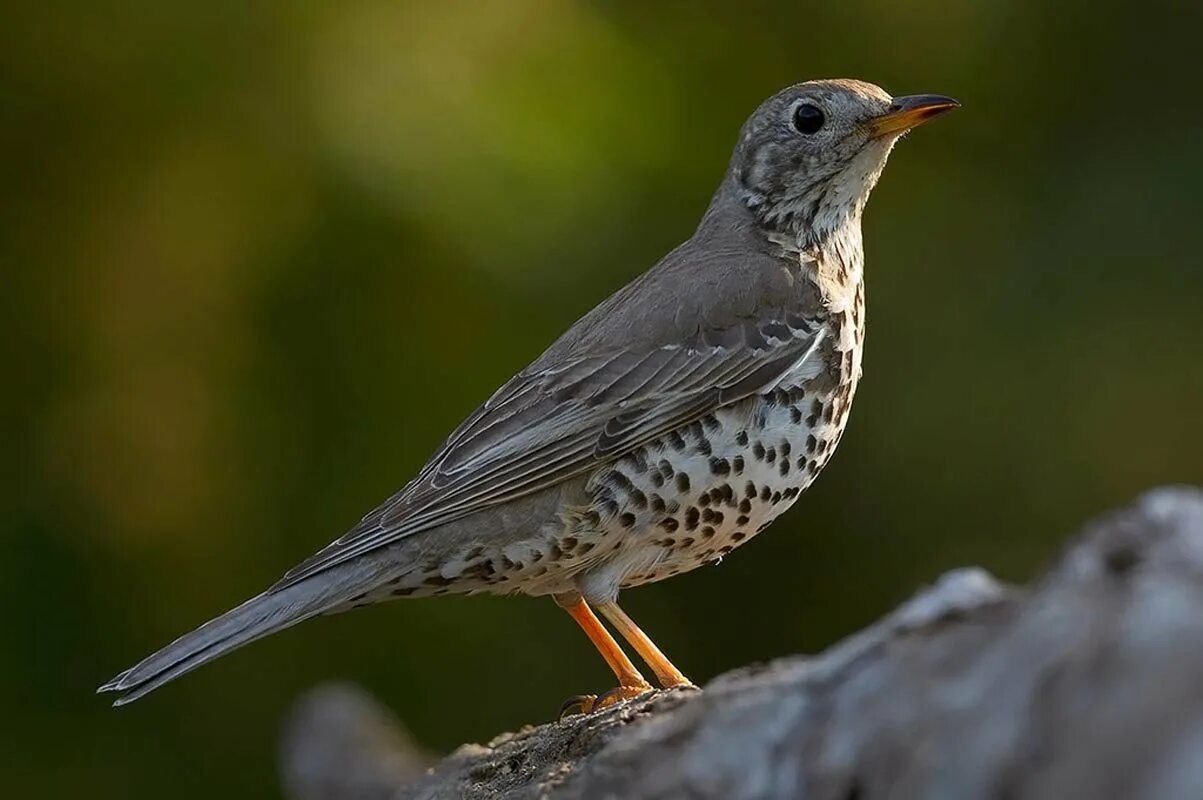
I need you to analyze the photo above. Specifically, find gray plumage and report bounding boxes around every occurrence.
[100,79,956,705]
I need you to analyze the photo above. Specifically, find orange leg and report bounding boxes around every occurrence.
[597,601,693,689]
[560,598,652,716]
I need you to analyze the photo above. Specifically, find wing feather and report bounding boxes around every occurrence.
[271,314,825,590]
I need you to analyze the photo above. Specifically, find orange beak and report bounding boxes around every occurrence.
[866,94,960,139]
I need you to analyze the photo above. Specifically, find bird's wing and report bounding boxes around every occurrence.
[272,311,827,590]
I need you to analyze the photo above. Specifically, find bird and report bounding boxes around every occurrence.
[99,79,957,711]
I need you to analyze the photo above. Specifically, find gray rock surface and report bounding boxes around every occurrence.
[281,487,1203,800]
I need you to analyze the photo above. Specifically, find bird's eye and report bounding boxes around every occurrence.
[792,103,825,135]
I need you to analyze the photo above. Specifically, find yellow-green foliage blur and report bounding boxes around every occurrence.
[3,1,1202,797]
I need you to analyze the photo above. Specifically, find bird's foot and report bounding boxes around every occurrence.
[558,682,653,719]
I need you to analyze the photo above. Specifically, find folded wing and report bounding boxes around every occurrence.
[273,312,825,591]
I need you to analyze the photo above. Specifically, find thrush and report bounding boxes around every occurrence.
[100,79,957,711]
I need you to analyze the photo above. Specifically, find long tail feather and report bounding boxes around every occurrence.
[98,569,364,706]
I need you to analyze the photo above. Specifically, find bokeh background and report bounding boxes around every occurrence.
[4,0,1202,796]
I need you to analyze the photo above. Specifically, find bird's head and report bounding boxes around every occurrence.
[730,79,957,244]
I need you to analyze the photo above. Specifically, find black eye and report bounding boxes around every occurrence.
[792,103,825,135]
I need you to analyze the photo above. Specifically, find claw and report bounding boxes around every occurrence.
[558,682,652,720]
[559,693,598,719]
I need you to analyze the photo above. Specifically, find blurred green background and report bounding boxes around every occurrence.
[4,0,1202,796]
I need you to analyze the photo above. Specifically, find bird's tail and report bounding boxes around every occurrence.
[98,566,365,706]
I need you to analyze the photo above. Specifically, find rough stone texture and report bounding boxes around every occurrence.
[281,486,1203,800]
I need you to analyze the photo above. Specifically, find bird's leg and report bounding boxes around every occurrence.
[596,601,693,689]
[557,596,652,717]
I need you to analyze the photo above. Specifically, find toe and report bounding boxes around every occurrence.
[559,693,598,719]
[594,683,652,710]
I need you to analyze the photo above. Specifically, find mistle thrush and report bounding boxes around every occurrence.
[100,80,957,709]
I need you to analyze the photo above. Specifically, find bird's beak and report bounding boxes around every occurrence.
[866,94,959,139]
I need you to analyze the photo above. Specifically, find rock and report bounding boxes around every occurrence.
[281,487,1203,800]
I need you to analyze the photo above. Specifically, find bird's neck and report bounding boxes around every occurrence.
[706,169,867,253]
[771,219,865,316]
[768,185,869,256]
[698,175,866,305]
[813,223,865,316]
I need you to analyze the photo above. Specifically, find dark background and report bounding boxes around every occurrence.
[4,1,1202,796]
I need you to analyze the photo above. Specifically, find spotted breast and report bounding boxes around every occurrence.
[556,249,866,602]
